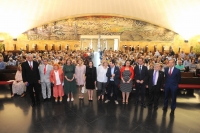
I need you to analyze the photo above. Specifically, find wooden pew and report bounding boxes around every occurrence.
[181,72,195,77]
[180,72,198,95]
[0,67,17,95]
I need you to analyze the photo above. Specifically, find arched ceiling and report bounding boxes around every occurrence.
[0,0,200,39]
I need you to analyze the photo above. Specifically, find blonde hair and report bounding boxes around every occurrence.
[77,58,83,63]
[102,60,108,65]
[169,59,175,63]
[17,65,22,71]
[53,63,60,69]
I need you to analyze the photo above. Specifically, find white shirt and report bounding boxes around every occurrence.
[110,66,115,81]
[168,67,174,75]
[54,71,61,85]
[166,56,172,60]
[28,61,33,67]
[154,51,160,56]
[44,64,48,71]
[97,65,108,82]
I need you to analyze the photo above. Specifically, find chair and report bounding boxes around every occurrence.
[196,69,200,77]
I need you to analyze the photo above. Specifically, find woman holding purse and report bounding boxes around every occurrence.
[75,59,86,99]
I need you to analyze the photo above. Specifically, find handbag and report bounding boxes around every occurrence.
[51,82,54,88]
[81,85,87,93]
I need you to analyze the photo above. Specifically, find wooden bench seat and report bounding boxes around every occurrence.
[181,72,195,77]
[133,84,200,89]
[6,65,18,70]
[0,81,13,85]
[178,84,200,89]
[0,81,13,95]
[0,69,16,96]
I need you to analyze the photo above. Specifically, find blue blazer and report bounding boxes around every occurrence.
[164,67,181,90]
[106,66,120,85]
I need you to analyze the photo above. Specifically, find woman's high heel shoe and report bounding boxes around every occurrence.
[98,96,101,100]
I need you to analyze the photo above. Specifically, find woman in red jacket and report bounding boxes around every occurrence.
[120,60,134,104]
[50,63,64,102]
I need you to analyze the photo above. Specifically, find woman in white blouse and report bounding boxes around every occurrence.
[96,61,108,101]
[12,65,26,97]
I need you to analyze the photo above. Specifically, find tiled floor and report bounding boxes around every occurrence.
[0,85,199,133]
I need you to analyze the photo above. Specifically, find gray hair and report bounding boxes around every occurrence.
[43,57,49,61]
[26,53,33,58]
[154,63,160,66]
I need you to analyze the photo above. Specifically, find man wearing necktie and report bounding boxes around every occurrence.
[22,54,41,107]
[134,58,148,108]
[146,63,164,110]
[163,59,181,115]
[39,58,53,102]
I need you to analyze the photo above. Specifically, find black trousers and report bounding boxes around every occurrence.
[148,85,160,107]
[107,81,118,101]
[27,82,40,103]
[135,83,146,103]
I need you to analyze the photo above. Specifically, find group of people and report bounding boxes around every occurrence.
[0,48,194,115]
[19,54,98,107]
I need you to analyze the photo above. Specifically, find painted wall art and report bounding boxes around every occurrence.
[25,16,176,41]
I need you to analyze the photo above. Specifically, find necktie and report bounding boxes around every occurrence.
[44,65,46,74]
[29,62,33,70]
[139,66,142,74]
[169,68,172,75]
[153,70,157,85]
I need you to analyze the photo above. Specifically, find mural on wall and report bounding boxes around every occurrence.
[25,16,176,41]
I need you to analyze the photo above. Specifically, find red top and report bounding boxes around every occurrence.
[50,68,64,84]
[83,53,88,58]
[120,66,134,80]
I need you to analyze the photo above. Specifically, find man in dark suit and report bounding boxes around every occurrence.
[105,60,120,104]
[22,54,41,107]
[163,59,181,115]
[146,63,164,110]
[134,58,148,108]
